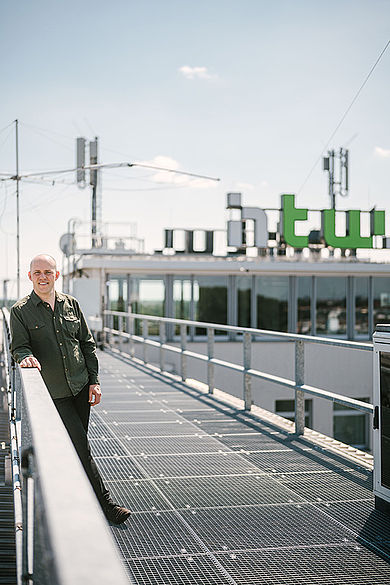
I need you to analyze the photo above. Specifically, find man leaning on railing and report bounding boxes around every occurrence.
[9,254,131,525]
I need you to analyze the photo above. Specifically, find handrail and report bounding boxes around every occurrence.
[104,309,373,351]
[1,308,23,585]
[1,308,131,585]
[102,310,374,438]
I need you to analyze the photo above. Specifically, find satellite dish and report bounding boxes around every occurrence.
[59,233,76,257]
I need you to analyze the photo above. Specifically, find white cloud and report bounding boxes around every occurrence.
[178,65,216,80]
[136,155,218,189]
[374,146,390,158]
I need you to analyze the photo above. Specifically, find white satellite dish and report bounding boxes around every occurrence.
[59,233,76,257]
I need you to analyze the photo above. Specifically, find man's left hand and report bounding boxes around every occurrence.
[89,384,101,406]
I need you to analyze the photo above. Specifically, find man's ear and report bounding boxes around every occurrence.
[55,271,60,281]
[28,271,32,282]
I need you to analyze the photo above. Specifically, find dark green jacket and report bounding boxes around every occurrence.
[10,291,99,399]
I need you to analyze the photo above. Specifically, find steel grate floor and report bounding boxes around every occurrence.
[92,352,390,584]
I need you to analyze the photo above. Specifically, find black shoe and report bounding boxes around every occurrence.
[105,504,131,525]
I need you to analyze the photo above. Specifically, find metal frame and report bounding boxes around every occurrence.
[103,310,373,437]
[1,309,132,585]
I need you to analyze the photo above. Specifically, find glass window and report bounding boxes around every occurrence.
[316,277,346,335]
[297,277,311,334]
[130,276,165,335]
[256,276,288,332]
[107,276,127,311]
[275,399,312,428]
[333,399,369,450]
[173,279,192,320]
[237,276,251,328]
[193,276,227,335]
[355,277,369,337]
[373,277,390,329]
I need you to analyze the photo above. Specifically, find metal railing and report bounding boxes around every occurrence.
[103,310,373,437]
[1,309,131,585]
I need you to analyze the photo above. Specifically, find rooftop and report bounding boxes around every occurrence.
[92,350,390,584]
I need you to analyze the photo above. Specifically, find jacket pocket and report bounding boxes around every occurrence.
[28,323,46,335]
[63,315,80,336]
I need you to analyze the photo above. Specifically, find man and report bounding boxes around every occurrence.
[10,254,130,525]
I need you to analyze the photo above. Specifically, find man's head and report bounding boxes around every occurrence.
[28,254,60,298]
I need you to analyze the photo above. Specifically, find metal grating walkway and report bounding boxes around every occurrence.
[91,351,390,584]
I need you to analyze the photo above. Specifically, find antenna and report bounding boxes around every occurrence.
[322,148,349,209]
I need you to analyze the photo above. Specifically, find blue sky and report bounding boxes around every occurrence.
[1,0,389,296]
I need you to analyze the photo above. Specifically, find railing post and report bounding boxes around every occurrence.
[294,339,305,436]
[129,315,134,358]
[142,319,148,364]
[207,328,215,394]
[243,331,252,410]
[119,315,124,353]
[159,321,165,373]
[180,324,187,382]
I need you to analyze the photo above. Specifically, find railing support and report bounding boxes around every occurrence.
[243,331,252,410]
[129,315,135,357]
[207,328,215,394]
[294,339,305,436]
[159,321,165,373]
[180,324,187,381]
[142,319,148,364]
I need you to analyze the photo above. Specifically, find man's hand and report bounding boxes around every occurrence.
[20,356,41,371]
[89,384,101,406]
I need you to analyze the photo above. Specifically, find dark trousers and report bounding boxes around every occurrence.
[53,384,113,511]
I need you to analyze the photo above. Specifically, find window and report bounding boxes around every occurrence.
[237,276,252,328]
[193,276,228,335]
[316,277,346,335]
[107,276,127,312]
[173,279,192,320]
[130,276,165,335]
[297,277,311,334]
[355,277,369,337]
[373,277,390,330]
[275,399,312,428]
[333,399,369,451]
[256,276,288,332]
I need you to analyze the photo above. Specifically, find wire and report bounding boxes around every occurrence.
[297,38,390,195]
[0,121,14,137]
[0,126,14,156]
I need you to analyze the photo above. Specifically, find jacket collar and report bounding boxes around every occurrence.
[31,290,66,305]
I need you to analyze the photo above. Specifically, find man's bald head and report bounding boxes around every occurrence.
[30,254,57,272]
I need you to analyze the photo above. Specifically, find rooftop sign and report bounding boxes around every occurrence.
[227,193,388,250]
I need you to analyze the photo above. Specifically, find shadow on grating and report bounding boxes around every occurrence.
[179,505,352,551]
[214,545,390,585]
[90,437,128,457]
[96,353,390,584]
[278,471,373,502]
[93,456,146,480]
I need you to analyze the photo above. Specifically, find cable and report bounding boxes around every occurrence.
[297,38,390,195]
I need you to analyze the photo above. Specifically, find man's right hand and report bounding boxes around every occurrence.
[20,356,42,371]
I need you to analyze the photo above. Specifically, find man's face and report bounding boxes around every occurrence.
[28,257,59,296]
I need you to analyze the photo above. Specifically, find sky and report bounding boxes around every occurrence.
[0,0,389,298]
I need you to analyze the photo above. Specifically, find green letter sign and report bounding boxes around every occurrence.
[280,194,386,250]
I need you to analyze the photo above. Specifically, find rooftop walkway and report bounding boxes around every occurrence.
[92,350,390,585]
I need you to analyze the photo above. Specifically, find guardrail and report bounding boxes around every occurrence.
[103,310,373,437]
[1,308,131,585]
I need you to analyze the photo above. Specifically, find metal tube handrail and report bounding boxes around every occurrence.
[1,309,23,585]
[104,309,373,351]
[102,311,374,430]
[1,308,131,585]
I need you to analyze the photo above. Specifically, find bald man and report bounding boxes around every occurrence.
[10,254,130,524]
